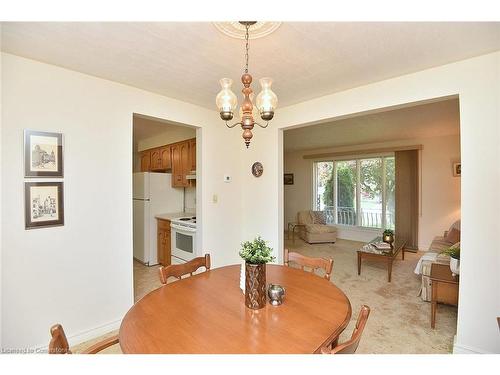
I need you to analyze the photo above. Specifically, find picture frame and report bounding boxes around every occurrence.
[25,181,64,229]
[284,173,294,185]
[452,162,461,177]
[24,130,63,177]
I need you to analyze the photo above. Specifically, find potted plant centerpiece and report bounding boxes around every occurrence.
[239,236,275,310]
[441,243,460,276]
[382,229,394,245]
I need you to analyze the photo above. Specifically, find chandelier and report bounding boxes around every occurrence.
[216,21,278,148]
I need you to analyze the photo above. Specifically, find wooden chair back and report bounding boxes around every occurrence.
[284,248,334,281]
[49,324,119,354]
[49,324,71,354]
[159,254,211,284]
[323,305,371,354]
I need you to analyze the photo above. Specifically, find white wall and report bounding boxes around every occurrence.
[284,134,461,249]
[0,25,3,349]
[241,52,500,353]
[1,53,244,349]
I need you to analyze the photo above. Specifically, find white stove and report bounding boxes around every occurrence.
[170,216,197,263]
[170,216,196,229]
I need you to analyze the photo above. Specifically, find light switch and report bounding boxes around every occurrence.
[212,194,218,203]
[224,175,231,183]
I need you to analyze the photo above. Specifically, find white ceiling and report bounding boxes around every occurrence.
[284,98,460,152]
[1,22,500,110]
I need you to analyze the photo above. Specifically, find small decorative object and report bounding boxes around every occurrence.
[239,236,275,309]
[216,22,278,148]
[284,173,294,185]
[453,162,461,177]
[267,284,286,306]
[24,130,63,177]
[441,244,460,276]
[25,181,64,229]
[251,162,263,177]
[382,229,394,245]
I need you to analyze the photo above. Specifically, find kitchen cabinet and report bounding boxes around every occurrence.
[150,148,162,171]
[160,145,172,170]
[140,138,195,187]
[189,138,196,173]
[157,219,171,266]
[140,150,151,172]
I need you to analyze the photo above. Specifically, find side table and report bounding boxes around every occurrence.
[287,222,305,242]
[430,263,459,329]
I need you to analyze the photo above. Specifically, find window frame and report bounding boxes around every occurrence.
[313,152,395,230]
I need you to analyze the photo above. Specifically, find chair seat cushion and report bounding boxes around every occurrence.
[305,224,337,234]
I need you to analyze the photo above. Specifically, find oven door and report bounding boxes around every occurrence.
[171,223,197,262]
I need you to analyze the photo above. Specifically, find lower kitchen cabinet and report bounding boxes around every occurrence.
[157,219,171,266]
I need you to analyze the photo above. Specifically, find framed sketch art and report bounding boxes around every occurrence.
[24,130,63,177]
[25,182,64,229]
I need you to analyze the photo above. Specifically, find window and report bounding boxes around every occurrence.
[314,156,395,229]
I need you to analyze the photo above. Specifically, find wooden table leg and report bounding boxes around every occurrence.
[431,282,437,328]
[388,259,392,282]
[357,252,361,276]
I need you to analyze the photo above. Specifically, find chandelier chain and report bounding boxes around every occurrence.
[244,23,250,73]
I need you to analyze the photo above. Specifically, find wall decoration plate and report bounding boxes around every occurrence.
[252,162,263,177]
[24,130,63,177]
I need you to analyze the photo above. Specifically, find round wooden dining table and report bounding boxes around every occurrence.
[119,264,351,354]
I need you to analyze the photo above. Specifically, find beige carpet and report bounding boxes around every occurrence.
[72,238,457,354]
[285,237,457,354]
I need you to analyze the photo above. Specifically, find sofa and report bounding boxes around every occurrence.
[297,210,337,244]
[414,220,460,301]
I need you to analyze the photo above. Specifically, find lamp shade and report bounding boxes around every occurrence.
[216,78,238,114]
[256,77,278,118]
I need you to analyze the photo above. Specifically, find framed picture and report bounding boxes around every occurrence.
[24,130,63,177]
[453,162,461,177]
[284,173,294,185]
[25,182,64,229]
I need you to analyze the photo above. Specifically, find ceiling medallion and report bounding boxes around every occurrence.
[215,21,278,148]
[213,21,281,40]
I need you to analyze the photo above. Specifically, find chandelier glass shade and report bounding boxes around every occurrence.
[216,21,278,148]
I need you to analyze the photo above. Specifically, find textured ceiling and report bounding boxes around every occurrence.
[2,22,500,110]
[284,98,460,152]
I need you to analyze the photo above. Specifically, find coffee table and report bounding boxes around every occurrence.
[357,236,407,282]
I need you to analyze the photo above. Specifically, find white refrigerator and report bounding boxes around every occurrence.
[133,172,183,266]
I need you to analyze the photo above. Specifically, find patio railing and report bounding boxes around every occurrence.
[323,206,394,229]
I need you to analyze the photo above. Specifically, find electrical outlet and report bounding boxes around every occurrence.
[212,194,218,203]
[224,175,231,183]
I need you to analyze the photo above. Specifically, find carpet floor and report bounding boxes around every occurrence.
[72,237,457,354]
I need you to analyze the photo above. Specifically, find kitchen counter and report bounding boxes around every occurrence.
[155,212,195,221]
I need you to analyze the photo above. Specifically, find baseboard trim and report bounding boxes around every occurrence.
[453,341,494,354]
[68,319,122,347]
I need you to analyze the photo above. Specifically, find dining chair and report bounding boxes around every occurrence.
[321,305,371,354]
[49,324,119,354]
[284,248,334,281]
[159,254,211,284]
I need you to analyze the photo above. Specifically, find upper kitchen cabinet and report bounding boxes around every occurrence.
[141,145,172,172]
[140,150,151,172]
[189,138,196,173]
[171,138,196,188]
[150,148,162,171]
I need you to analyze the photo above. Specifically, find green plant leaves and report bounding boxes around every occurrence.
[239,236,275,264]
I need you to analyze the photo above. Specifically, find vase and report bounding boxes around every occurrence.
[245,263,267,309]
[450,258,460,276]
[383,234,394,245]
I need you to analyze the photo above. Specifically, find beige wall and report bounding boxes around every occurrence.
[284,134,461,249]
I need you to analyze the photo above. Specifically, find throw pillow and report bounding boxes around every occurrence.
[446,228,460,244]
[311,211,326,224]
